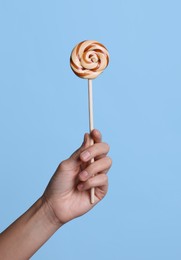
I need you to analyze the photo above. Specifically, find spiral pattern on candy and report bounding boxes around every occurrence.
[70,40,109,79]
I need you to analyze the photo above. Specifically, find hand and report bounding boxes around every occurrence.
[43,129,112,225]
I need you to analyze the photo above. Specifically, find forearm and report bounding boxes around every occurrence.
[0,197,62,260]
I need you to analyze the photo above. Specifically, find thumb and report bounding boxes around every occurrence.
[70,133,91,161]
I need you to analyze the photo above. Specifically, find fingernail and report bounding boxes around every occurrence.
[79,170,88,179]
[77,183,84,190]
[81,151,91,161]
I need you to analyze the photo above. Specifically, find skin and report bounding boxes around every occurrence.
[0,129,112,260]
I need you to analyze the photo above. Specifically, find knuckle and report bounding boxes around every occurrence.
[103,174,108,183]
[104,142,110,153]
[58,159,69,171]
[106,156,112,167]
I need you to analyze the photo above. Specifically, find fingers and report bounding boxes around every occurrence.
[77,173,108,199]
[79,156,112,181]
[77,154,111,200]
[70,129,104,161]
[68,130,110,174]
[80,142,110,162]
[77,173,108,192]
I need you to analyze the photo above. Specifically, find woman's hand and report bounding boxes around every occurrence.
[43,129,112,225]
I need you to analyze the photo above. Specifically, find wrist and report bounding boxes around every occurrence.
[41,196,63,228]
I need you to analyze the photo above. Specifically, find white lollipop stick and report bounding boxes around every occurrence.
[88,79,95,204]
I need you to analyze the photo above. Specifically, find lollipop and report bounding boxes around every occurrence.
[70,40,109,203]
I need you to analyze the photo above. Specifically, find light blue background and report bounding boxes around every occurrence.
[0,0,181,259]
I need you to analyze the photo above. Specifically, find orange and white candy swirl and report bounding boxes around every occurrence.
[70,40,109,79]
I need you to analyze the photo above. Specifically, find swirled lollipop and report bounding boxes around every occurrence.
[70,40,109,79]
[70,40,110,203]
